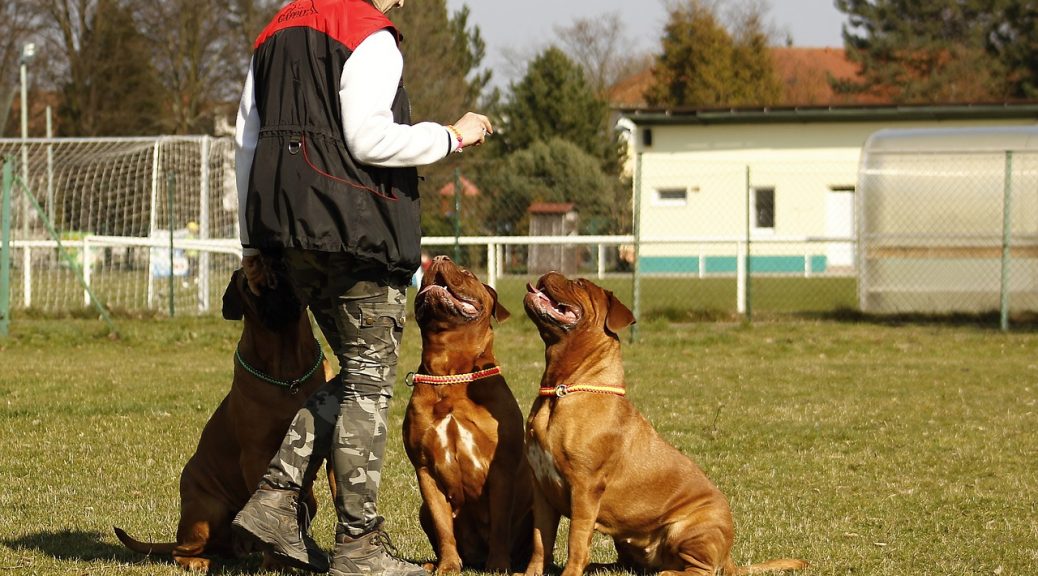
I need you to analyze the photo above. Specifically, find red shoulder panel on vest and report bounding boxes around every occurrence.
[254,0,398,51]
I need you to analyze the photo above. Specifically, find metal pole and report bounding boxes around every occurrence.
[486,242,496,290]
[737,168,748,316]
[147,139,161,308]
[1000,151,1013,332]
[744,166,752,321]
[46,106,54,226]
[19,57,30,309]
[199,136,211,312]
[631,152,643,342]
[1,158,12,337]
[453,168,461,262]
[168,172,176,317]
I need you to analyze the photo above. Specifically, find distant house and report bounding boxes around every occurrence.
[437,175,480,216]
[609,48,1038,275]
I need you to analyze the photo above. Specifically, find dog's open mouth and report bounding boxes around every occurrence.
[417,281,480,319]
[525,281,580,326]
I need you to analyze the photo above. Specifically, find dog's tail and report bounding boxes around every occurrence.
[113,526,179,556]
[726,558,809,575]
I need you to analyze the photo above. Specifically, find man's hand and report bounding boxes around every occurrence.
[241,254,265,296]
[450,112,493,149]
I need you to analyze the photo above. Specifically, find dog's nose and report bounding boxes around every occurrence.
[434,255,452,263]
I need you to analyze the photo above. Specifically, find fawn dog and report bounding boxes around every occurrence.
[522,271,807,576]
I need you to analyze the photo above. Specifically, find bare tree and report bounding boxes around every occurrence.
[137,0,232,134]
[137,0,280,134]
[36,0,164,136]
[554,12,651,96]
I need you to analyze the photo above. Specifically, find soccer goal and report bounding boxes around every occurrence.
[0,136,241,317]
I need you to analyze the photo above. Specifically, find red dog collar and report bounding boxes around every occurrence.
[409,366,502,386]
[538,384,626,398]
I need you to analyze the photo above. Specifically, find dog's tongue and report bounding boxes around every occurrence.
[420,283,478,316]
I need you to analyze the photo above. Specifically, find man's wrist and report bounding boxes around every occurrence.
[446,125,463,153]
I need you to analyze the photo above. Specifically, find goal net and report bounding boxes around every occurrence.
[0,136,241,315]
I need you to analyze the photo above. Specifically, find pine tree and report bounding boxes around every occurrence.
[645,0,736,108]
[835,0,1008,103]
[990,1,1038,99]
[497,46,621,173]
[729,7,783,106]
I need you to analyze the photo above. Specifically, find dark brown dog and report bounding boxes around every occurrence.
[522,271,807,576]
[114,256,333,572]
[403,255,533,573]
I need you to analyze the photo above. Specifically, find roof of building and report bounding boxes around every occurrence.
[528,202,577,214]
[617,102,1038,126]
[609,47,878,109]
[438,175,480,197]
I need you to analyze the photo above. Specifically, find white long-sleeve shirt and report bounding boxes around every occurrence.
[235,29,458,253]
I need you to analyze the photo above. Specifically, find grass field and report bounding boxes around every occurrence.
[1,305,1036,575]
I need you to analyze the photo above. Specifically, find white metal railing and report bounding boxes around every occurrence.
[6,233,856,314]
[8,237,241,310]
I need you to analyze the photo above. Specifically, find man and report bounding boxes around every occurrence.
[231,0,493,574]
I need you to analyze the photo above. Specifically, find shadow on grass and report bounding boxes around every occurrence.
[644,304,1038,332]
[801,306,1038,331]
[0,529,269,574]
[2,529,125,563]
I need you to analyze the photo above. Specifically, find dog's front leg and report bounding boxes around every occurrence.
[523,487,560,576]
[484,461,517,572]
[559,480,603,576]
[416,467,462,573]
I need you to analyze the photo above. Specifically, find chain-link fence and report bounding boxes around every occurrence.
[0,137,241,322]
[858,130,1038,329]
[3,134,1037,329]
[626,154,860,321]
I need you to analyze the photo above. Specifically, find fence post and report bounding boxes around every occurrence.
[83,236,91,306]
[147,138,160,309]
[198,135,211,312]
[999,151,1013,332]
[486,241,497,290]
[631,153,643,342]
[597,243,606,279]
[167,171,176,317]
[739,166,752,319]
[453,169,461,262]
[1,158,12,337]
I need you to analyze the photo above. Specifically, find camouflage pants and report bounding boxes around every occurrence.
[262,249,407,537]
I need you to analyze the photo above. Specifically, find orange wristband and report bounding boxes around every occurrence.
[447,125,463,152]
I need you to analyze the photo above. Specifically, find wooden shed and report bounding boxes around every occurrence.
[528,202,579,274]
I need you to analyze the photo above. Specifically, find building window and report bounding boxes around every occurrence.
[753,187,775,231]
[654,187,689,206]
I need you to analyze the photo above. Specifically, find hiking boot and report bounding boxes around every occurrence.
[232,486,329,573]
[329,520,428,576]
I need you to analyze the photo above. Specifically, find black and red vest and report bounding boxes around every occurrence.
[246,0,421,283]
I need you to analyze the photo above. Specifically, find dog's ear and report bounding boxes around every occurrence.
[222,269,245,321]
[604,290,635,335]
[484,284,510,322]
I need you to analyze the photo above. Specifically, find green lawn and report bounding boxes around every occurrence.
[0,312,1035,575]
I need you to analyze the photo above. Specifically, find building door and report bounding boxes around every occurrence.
[826,187,855,269]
